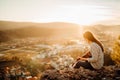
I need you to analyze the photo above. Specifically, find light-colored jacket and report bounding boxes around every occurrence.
[87,42,104,69]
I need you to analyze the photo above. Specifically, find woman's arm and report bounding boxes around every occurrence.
[79,57,88,61]
[87,43,99,63]
[77,51,91,61]
[82,51,91,58]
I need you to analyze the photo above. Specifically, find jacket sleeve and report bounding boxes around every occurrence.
[87,44,99,63]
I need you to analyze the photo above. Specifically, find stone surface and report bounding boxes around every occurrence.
[41,65,120,80]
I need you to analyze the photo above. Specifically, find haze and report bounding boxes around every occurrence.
[0,0,120,25]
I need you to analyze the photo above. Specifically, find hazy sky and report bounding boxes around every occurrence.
[0,0,120,25]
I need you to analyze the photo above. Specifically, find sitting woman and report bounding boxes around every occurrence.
[73,31,104,70]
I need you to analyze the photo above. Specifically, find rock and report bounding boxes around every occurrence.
[40,65,120,80]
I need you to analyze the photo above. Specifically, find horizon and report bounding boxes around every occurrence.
[0,0,120,25]
[1,20,120,26]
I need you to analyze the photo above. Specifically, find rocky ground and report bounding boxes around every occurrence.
[41,65,120,80]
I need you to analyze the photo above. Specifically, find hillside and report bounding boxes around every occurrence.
[0,21,120,43]
[0,21,120,80]
[0,21,81,42]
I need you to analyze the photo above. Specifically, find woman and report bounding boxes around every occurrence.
[73,31,104,70]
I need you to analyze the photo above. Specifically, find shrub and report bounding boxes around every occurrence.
[111,35,120,64]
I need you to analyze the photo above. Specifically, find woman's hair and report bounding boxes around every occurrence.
[83,31,104,52]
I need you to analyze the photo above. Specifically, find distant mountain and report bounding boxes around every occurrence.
[83,24,120,35]
[0,21,80,30]
[0,21,81,42]
[1,21,120,43]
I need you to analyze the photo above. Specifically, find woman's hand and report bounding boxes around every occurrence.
[79,57,88,61]
[77,57,81,61]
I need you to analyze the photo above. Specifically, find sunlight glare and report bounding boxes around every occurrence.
[60,5,110,25]
[12,5,111,26]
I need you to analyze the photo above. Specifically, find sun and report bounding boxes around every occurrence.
[59,5,110,25]
[79,7,109,25]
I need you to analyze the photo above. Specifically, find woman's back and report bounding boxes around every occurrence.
[88,42,104,69]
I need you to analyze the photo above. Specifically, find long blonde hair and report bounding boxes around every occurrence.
[83,31,104,52]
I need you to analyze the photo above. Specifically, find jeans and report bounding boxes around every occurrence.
[73,61,94,70]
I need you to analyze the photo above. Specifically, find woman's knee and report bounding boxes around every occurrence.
[73,61,83,69]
